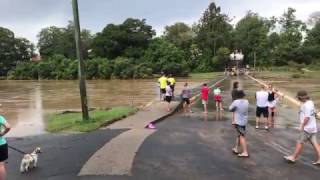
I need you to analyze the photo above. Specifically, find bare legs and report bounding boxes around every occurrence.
[233,136,248,156]
[286,140,320,163]
[215,101,224,111]
[167,102,171,112]
[0,162,6,180]
[268,107,275,128]
[203,103,208,113]
[256,116,268,129]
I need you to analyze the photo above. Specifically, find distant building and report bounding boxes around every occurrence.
[31,54,42,61]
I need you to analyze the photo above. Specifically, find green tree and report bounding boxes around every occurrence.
[233,12,271,66]
[37,21,93,59]
[143,38,188,76]
[0,27,34,76]
[163,22,193,50]
[275,8,307,65]
[92,18,155,59]
[303,22,320,63]
[195,2,232,57]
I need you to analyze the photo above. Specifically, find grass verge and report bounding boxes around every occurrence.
[189,72,223,79]
[46,106,137,133]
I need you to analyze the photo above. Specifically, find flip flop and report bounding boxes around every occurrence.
[238,153,249,158]
[284,156,296,163]
[312,161,320,166]
[232,148,239,154]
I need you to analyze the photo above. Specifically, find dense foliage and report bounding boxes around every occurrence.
[1,2,320,79]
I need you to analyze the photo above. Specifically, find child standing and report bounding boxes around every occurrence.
[213,84,223,111]
[284,90,320,165]
[201,83,209,114]
[165,83,173,112]
[229,90,249,158]
[0,114,11,180]
[181,83,192,113]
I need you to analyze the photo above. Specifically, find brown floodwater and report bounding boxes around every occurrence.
[0,79,206,137]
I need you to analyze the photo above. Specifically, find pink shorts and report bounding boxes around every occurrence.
[214,95,222,102]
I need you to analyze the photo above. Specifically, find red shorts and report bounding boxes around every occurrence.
[214,95,222,102]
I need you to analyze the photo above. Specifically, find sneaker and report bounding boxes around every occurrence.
[146,123,156,129]
[265,126,269,130]
[255,126,259,129]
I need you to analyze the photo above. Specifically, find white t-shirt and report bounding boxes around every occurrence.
[165,85,172,97]
[300,100,318,133]
[229,99,249,126]
[256,90,269,107]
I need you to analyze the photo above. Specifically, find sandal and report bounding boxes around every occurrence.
[312,161,320,166]
[232,148,239,154]
[238,153,249,158]
[284,156,296,163]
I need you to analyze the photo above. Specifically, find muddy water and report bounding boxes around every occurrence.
[0,79,207,137]
[238,77,302,129]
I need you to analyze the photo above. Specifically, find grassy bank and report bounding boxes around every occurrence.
[46,106,137,133]
[189,72,223,79]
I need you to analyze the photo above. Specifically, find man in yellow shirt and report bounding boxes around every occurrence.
[158,73,167,101]
[168,74,176,97]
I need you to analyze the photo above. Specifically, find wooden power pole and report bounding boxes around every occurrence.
[72,0,89,121]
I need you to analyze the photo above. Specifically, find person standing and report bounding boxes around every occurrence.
[168,74,176,97]
[181,83,192,113]
[255,85,269,130]
[284,90,320,165]
[231,81,239,125]
[201,83,209,114]
[0,114,11,180]
[213,84,223,111]
[231,81,239,101]
[267,84,279,128]
[229,90,249,157]
[158,73,167,101]
[165,83,173,112]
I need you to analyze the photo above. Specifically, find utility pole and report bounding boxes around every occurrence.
[253,51,256,70]
[72,0,89,120]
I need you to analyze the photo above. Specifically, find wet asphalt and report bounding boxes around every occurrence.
[6,76,320,180]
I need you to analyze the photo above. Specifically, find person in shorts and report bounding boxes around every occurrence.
[255,85,269,130]
[213,84,224,111]
[229,90,249,157]
[158,73,167,101]
[168,74,176,97]
[284,90,320,165]
[165,83,173,111]
[267,84,279,128]
[181,82,193,113]
[0,114,11,180]
[201,83,209,114]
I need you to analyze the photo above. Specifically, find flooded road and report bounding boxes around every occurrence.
[1,73,315,137]
[0,79,205,137]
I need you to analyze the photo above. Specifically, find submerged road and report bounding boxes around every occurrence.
[6,76,320,180]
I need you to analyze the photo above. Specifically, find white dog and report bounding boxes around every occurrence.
[20,147,42,173]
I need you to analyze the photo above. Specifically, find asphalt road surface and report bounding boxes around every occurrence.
[6,77,320,180]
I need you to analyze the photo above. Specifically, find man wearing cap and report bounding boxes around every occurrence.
[284,90,320,165]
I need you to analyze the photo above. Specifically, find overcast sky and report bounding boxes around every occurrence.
[0,0,319,44]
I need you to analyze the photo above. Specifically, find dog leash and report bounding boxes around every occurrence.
[8,145,26,155]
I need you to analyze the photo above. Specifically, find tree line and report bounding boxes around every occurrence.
[1,2,320,79]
